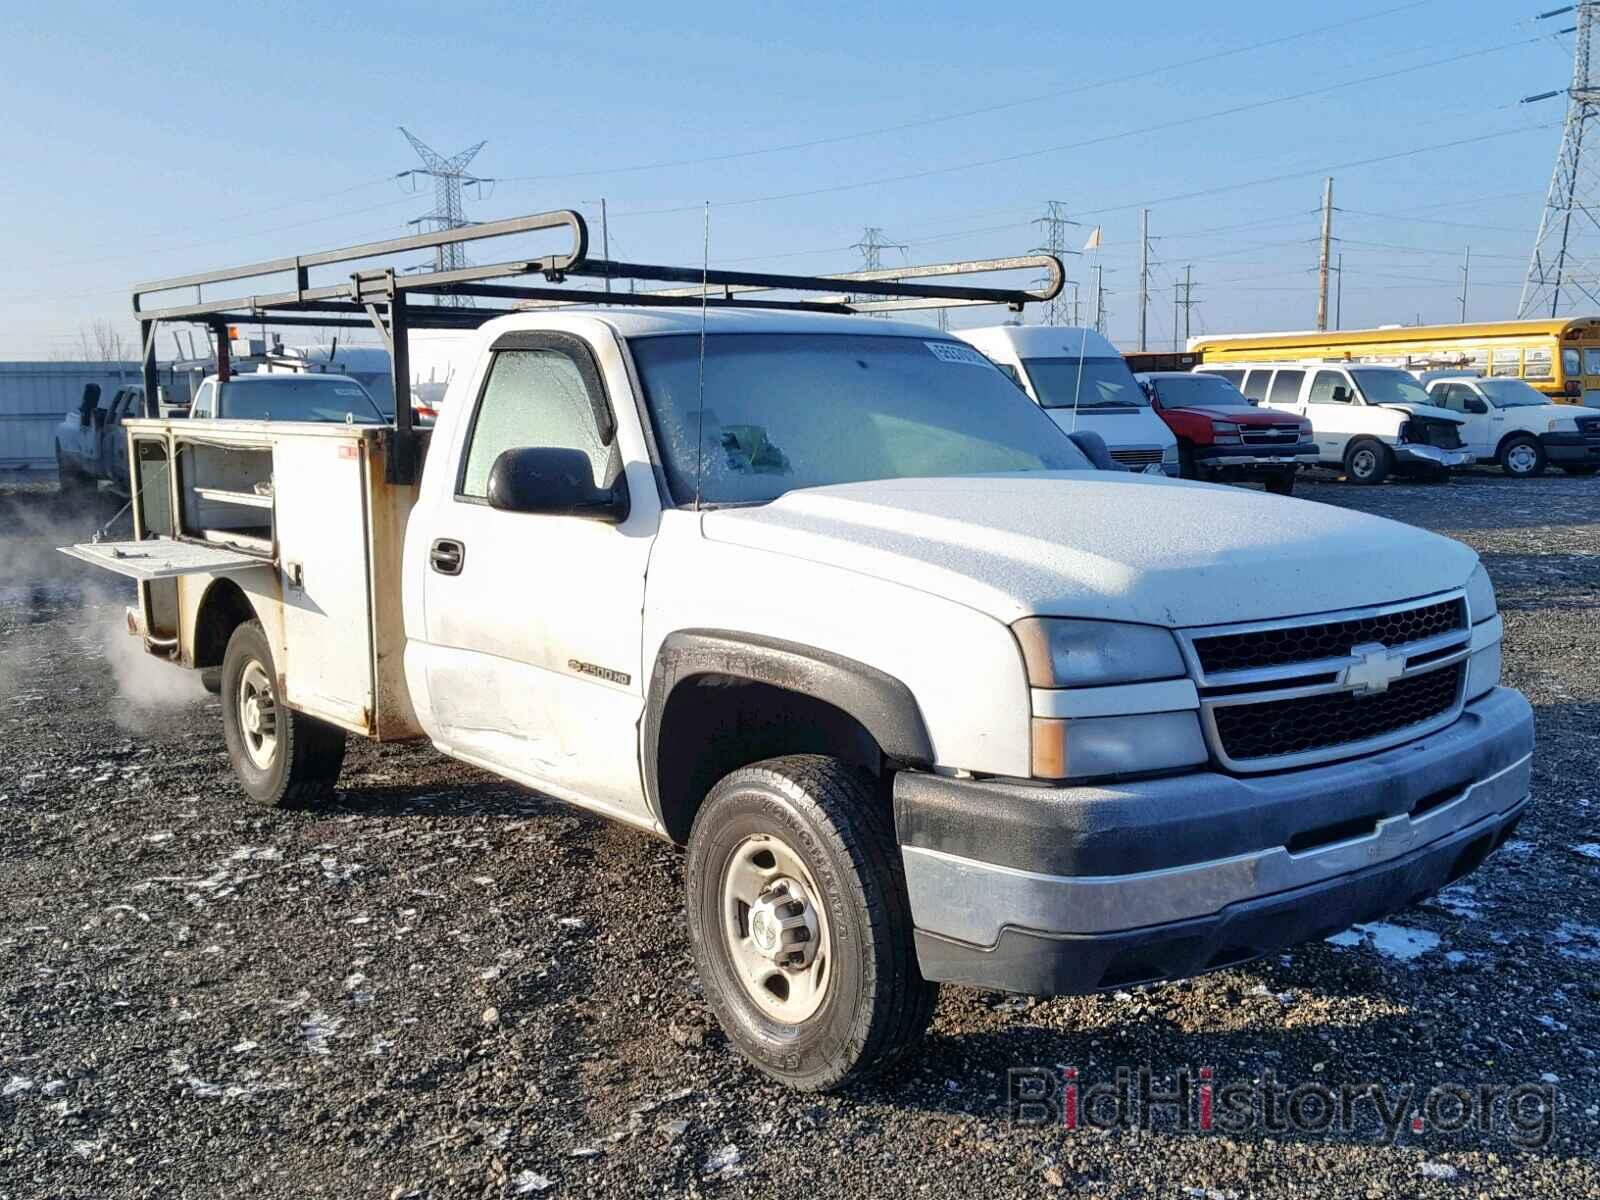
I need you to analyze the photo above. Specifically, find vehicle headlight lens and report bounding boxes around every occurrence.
[1549,417,1578,433]
[1465,641,1502,701]
[1465,563,1497,624]
[1211,420,1243,444]
[1013,618,1187,688]
[1298,421,1314,437]
[1161,443,1179,463]
[1031,711,1208,780]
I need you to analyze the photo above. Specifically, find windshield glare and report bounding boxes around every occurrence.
[221,377,386,423]
[1150,374,1255,408]
[631,333,1092,506]
[1476,378,1550,409]
[1349,368,1432,408]
[1024,356,1149,409]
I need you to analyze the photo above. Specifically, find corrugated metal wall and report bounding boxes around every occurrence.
[0,362,139,474]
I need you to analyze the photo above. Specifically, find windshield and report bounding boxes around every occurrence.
[219,376,387,423]
[631,333,1092,506]
[1150,374,1255,408]
[1024,356,1149,409]
[1349,368,1433,408]
[1475,378,1551,409]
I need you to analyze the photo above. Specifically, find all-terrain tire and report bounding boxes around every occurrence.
[220,619,346,808]
[685,754,938,1092]
[1498,433,1546,478]
[1343,438,1392,485]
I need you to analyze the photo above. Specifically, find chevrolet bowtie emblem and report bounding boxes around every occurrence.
[1343,642,1407,695]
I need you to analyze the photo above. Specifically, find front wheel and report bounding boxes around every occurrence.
[1343,439,1392,485]
[685,755,938,1092]
[1499,434,1546,478]
[1263,469,1295,496]
[220,619,346,808]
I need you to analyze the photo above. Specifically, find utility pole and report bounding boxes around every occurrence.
[1335,252,1344,330]
[1174,265,1199,349]
[1458,245,1471,322]
[398,127,492,308]
[1031,200,1077,326]
[1137,209,1151,351]
[1520,2,1600,317]
[601,198,611,294]
[1316,176,1334,331]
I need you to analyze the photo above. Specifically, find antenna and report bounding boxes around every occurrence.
[695,202,709,512]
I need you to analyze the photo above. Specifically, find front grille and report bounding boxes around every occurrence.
[1213,664,1463,763]
[1409,418,1464,450]
[1577,416,1600,443]
[1192,598,1465,675]
[1241,427,1299,445]
[1109,448,1164,467]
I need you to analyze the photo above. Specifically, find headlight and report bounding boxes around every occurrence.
[1031,711,1208,780]
[1549,417,1578,433]
[1013,618,1187,687]
[1298,421,1314,437]
[1161,443,1179,463]
[1211,421,1242,444]
[1465,563,1497,624]
[1465,641,1502,701]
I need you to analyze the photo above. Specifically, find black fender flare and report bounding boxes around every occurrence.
[641,629,934,826]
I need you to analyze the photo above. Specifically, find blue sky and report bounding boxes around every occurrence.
[0,0,1578,357]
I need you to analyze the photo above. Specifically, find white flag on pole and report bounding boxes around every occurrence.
[1082,227,1103,251]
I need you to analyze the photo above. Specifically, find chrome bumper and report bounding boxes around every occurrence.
[1395,444,1474,468]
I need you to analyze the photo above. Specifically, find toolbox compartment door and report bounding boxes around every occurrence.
[58,537,263,581]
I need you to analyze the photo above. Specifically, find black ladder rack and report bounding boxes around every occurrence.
[131,207,1064,482]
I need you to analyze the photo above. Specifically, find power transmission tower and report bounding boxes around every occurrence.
[1174,265,1200,350]
[1091,264,1109,336]
[1137,209,1152,351]
[1316,177,1335,331]
[852,227,906,318]
[398,127,492,307]
[1031,201,1077,325]
[1520,3,1600,317]
[1458,245,1471,322]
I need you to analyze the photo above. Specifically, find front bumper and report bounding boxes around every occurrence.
[1539,430,1600,465]
[895,686,1533,995]
[1395,443,1474,469]
[1194,440,1318,473]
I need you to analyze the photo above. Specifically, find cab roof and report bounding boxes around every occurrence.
[487,307,949,341]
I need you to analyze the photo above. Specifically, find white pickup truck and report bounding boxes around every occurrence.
[67,218,1532,1091]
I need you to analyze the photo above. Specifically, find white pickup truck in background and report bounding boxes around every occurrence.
[68,213,1533,1091]
[1423,373,1600,477]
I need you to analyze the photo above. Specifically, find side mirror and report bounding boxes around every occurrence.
[1067,430,1125,471]
[1331,386,1351,404]
[487,446,629,523]
[1464,398,1488,414]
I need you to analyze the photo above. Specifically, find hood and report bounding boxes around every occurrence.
[1380,401,1466,425]
[1164,404,1302,425]
[701,474,1476,628]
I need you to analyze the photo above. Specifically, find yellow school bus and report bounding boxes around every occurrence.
[1189,318,1600,407]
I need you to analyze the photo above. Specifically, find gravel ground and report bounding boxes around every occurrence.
[1,469,1597,1199]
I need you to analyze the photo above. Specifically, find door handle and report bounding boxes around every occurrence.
[430,538,465,575]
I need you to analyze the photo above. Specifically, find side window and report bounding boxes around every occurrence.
[191,382,215,418]
[1213,369,1244,387]
[1240,370,1270,402]
[1307,370,1350,405]
[1490,347,1521,378]
[1432,384,1466,413]
[459,347,617,500]
[1586,348,1600,376]
[1267,369,1304,405]
[1524,347,1552,380]
[997,362,1025,389]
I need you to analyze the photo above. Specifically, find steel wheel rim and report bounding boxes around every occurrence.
[720,833,832,1024]
[1351,448,1377,478]
[237,659,278,771]
[1507,443,1537,474]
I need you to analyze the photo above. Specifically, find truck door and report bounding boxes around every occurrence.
[1434,383,1493,457]
[1304,369,1360,461]
[417,332,656,821]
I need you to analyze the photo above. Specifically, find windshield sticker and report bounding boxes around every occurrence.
[925,341,990,367]
[335,387,364,397]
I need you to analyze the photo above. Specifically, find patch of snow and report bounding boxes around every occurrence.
[3,1076,33,1097]
[512,1172,553,1195]
[557,917,584,929]
[703,1144,743,1177]
[232,1040,259,1054]
[368,1036,394,1057]
[1540,1072,1561,1084]
[1569,843,1600,861]
[1550,922,1600,964]
[1535,1014,1569,1032]
[297,1011,343,1055]
[1326,922,1441,962]
[1433,883,1482,920]
[1418,1161,1458,1180]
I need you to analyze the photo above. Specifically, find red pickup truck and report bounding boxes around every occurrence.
[1136,371,1316,495]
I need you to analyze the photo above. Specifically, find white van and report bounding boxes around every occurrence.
[955,326,1179,475]
[1198,361,1472,484]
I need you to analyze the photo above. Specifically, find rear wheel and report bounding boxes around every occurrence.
[685,754,937,1092]
[1263,469,1295,496]
[220,619,346,808]
[1343,439,1391,486]
[1499,434,1546,478]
